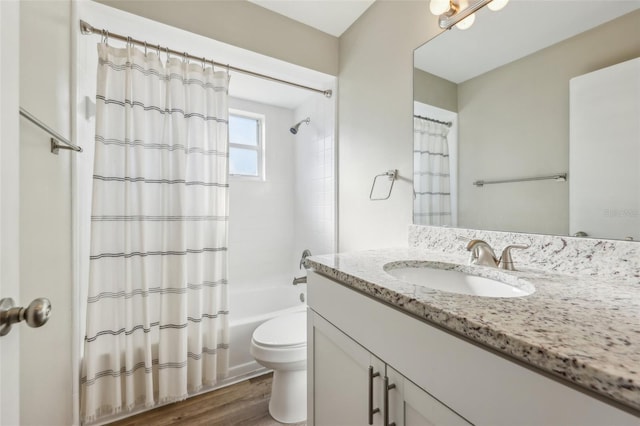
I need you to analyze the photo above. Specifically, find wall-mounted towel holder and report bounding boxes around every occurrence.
[19,107,83,155]
[370,169,398,201]
[473,173,567,187]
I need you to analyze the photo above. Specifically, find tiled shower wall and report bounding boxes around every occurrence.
[228,97,296,291]
[293,94,336,271]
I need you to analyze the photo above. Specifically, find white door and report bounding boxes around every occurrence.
[570,57,640,240]
[1,2,75,424]
[0,1,21,424]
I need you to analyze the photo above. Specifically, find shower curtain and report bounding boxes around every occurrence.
[413,118,452,226]
[81,43,230,422]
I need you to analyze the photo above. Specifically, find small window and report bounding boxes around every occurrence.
[229,111,264,179]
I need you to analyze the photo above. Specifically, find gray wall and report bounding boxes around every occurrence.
[96,0,339,76]
[414,68,458,113]
[457,10,640,234]
[338,1,441,251]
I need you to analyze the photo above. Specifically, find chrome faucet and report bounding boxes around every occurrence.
[466,239,529,270]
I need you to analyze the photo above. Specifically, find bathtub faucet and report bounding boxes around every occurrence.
[292,276,307,285]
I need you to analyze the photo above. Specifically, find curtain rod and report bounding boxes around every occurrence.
[414,114,452,127]
[79,20,333,99]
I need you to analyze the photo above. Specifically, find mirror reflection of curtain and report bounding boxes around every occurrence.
[414,118,452,226]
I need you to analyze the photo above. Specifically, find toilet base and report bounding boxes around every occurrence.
[269,368,307,424]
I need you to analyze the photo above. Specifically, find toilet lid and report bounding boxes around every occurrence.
[253,311,307,347]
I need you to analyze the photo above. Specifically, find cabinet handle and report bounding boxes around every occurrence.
[368,366,380,425]
[384,376,396,426]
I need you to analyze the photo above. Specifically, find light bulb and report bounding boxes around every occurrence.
[430,0,451,16]
[488,0,509,11]
[455,11,475,30]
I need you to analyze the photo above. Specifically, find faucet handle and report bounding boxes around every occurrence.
[499,244,529,271]
[299,249,312,270]
[466,239,498,267]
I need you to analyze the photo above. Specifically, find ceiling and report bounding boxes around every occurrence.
[414,0,640,84]
[248,0,375,37]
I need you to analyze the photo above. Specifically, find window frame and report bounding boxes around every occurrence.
[228,109,266,181]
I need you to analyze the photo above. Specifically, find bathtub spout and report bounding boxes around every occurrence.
[292,276,307,285]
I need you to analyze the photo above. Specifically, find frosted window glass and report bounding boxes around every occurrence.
[229,115,258,146]
[229,147,258,176]
[229,112,263,178]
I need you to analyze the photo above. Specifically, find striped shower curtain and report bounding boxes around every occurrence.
[81,43,230,422]
[413,118,452,226]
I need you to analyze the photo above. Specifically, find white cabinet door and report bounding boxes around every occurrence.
[311,312,470,426]
[387,366,470,426]
[311,313,385,426]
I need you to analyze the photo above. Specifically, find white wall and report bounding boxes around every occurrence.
[19,1,74,425]
[293,94,336,269]
[338,1,442,251]
[228,97,296,291]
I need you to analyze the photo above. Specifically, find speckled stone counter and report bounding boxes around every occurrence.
[409,224,640,280]
[306,247,640,413]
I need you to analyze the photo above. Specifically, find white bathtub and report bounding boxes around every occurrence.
[228,283,307,378]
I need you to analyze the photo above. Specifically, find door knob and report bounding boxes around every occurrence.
[0,297,52,336]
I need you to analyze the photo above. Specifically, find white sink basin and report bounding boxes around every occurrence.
[384,263,534,298]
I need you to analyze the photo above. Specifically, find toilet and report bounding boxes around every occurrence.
[250,311,307,423]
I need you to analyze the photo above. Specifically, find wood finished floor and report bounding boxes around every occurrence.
[108,373,306,426]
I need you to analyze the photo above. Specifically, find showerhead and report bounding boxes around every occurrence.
[290,117,310,135]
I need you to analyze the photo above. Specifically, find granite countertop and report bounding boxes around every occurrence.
[306,247,640,413]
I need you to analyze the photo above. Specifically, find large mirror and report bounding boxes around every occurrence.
[413,1,640,241]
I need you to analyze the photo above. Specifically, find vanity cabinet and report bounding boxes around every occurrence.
[307,271,640,426]
[312,312,469,426]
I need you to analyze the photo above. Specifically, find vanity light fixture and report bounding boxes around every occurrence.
[430,0,509,30]
[487,0,509,11]
[429,0,451,15]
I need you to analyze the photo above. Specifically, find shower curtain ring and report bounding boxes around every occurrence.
[126,36,132,48]
[202,57,206,71]
[156,44,161,57]
[165,46,170,62]
[105,30,109,44]
[183,52,189,64]
[144,41,148,56]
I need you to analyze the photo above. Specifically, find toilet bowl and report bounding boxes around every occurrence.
[250,310,307,424]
